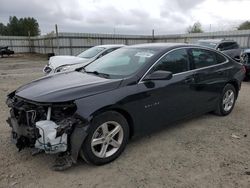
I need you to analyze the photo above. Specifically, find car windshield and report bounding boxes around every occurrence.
[77,47,105,59]
[197,42,217,49]
[84,48,158,78]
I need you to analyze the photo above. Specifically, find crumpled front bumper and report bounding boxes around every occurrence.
[7,113,89,163]
[6,95,89,163]
[7,111,69,154]
[6,110,39,151]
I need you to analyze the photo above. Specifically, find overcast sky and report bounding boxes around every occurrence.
[0,0,249,35]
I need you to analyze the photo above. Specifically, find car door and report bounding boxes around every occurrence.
[188,48,229,114]
[136,48,198,132]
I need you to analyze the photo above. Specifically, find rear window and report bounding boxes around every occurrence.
[191,49,217,69]
[191,49,227,69]
[217,42,239,51]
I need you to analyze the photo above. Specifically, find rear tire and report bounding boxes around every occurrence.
[214,84,236,116]
[80,111,129,165]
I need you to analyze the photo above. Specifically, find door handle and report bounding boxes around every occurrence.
[184,77,195,83]
[217,71,224,75]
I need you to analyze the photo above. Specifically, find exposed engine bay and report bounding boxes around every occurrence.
[6,94,81,154]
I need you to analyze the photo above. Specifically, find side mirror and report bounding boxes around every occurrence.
[217,47,221,51]
[144,70,173,81]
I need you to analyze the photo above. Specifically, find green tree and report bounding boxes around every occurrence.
[238,21,250,30]
[0,23,8,35]
[187,22,203,33]
[19,17,40,36]
[0,16,40,36]
[7,16,21,36]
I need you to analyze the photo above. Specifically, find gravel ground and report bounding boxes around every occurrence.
[0,54,249,188]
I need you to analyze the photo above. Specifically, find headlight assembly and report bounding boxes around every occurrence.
[55,65,71,73]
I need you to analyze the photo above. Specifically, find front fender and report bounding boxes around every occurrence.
[74,84,138,120]
[70,85,140,161]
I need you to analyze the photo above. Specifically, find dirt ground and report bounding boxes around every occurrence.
[0,54,249,188]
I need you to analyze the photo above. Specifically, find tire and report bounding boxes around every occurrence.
[214,84,236,116]
[80,111,129,165]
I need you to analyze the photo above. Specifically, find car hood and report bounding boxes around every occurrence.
[15,71,122,103]
[49,56,90,69]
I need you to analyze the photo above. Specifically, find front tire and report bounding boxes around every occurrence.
[80,111,129,165]
[214,84,236,116]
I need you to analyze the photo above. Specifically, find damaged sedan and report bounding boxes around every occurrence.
[6,43,245,170]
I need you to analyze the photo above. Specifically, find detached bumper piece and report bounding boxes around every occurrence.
[52,155,74,171]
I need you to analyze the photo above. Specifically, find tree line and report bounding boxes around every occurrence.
[0,16,40,36]
[187,21,250,33]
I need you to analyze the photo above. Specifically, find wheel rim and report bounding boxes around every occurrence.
[222,89,235,112]
[242,54,249,64]
[91,121,124,158]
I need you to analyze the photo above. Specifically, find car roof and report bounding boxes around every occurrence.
[198,39,236,44]
[95,44,126,48]
[126,43,197,51]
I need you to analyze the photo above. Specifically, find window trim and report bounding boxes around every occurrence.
[139,46,229,83]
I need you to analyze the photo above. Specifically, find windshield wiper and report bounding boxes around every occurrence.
[83,69,110,78]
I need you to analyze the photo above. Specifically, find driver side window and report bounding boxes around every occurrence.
[152,49,189,74]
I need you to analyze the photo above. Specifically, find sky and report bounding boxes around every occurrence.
[0,0,249,35]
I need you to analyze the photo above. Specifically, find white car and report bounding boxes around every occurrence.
[43,44,125,74]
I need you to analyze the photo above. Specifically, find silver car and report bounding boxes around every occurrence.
[43,44,125,74]
[196,39,242,61]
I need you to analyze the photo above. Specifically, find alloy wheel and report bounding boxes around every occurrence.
[91,121,124,158]
[222,89,235,112]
